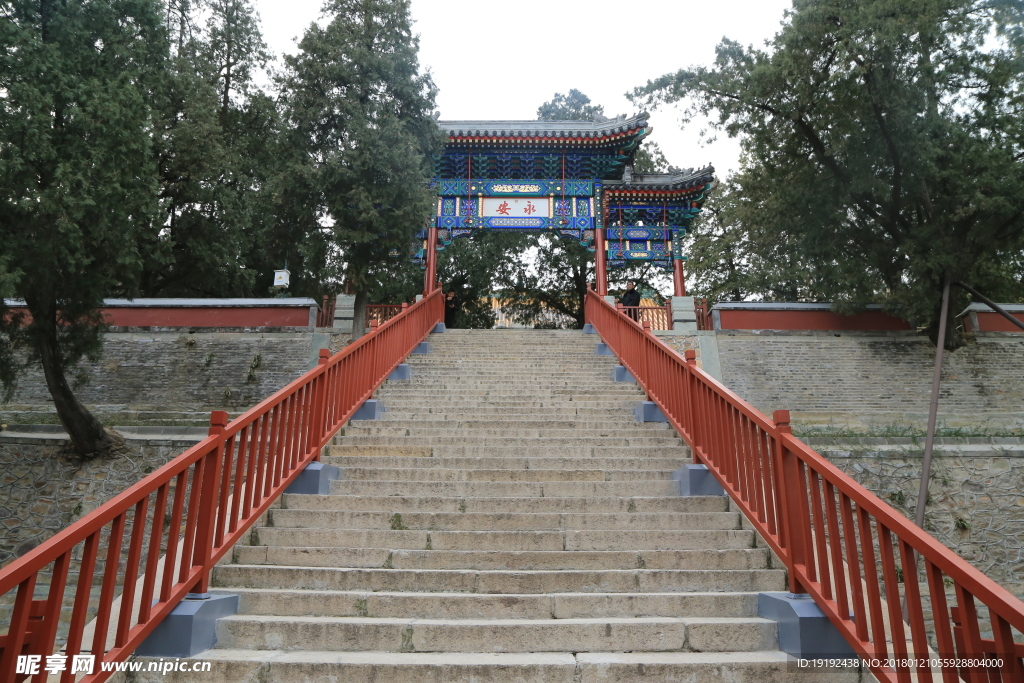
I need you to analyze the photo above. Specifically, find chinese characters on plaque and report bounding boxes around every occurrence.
[481,197,550,218]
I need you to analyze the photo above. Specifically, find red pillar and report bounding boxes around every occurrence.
[673,258,686,297]
[424,226,438,294]
[595,228,608,296]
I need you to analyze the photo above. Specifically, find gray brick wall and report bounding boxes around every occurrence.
[714,332,1024,429]
[1,331,351,423]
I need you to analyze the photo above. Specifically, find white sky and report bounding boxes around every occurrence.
[253,0,793,176]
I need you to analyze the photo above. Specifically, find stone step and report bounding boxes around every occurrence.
[214,614,777,653]
[327,479,681,497]
[372,414,648,423]
[128,650,854,683]
[331,467,675,482]
[376,401,633,409]
[281,494,724,514]
[232,547,768,571]
[326,445,689,458]
[348,419,669,431]
[265,510,740,531]
[332,436,682,447]
[250,528,754,552]
[342,428,668,439]
[228,588,759,619]
[213,566,785,594]
[320,455,689,471]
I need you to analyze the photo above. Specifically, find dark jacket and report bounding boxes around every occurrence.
[619,289,641,307]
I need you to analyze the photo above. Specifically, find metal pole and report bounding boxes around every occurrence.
[955,280,1024,332]
[915,272,951,531]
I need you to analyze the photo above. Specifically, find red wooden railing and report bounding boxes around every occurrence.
[695,298,711,331]
[617,304,672,330]
[0,290,443,682]
[315,295,336,328]
[366,304,403,326]
[585,290,1024,682]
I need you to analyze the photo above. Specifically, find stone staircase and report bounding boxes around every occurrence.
[137,329,861,681]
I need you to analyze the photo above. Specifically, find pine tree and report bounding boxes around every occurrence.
[633,0,1024,346]
[141,0,279,297]
[280,0,441,332]
[0,0,166,455]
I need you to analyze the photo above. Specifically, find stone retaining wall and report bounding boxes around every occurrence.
[1,331,350,425]
[807,438,1024,595]
[0,436,199,566]
[713,332,1024,430]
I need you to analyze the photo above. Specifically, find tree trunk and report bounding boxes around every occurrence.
[32,324,119,457]
[351,289,368,339]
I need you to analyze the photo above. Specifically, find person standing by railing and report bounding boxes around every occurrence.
[444,286,461,329]
[617,281,641,321]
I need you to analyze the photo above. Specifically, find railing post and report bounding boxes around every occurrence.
[191,410,229,595]
[369,320,379,382]
[684,350,699,463]
[311,348,330,460]
[773,409,806,593]
[666,299,673,331]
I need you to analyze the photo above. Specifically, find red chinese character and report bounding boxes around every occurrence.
[495,201,511,215]
[523,201,537,215]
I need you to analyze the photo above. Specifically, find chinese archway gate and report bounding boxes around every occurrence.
[417,114,715,297]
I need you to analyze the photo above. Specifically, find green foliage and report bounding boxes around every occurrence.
[141,0,280,297]
[438,232,534,329]
[632,0,1024,346]
[536,89,605,121]
[633,141,669,174]
[0,0,166,453]
[499,236,593,329]
[280,0,442,301]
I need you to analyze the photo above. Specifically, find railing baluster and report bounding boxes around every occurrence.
[115,497,150,647]
[242,419,260,519]
[897,538,932,682]
[954,585,987,683]
[824,482,850,621]
[808,471,832,600]
[61,533,99,683]
[92,513,127,657]
[841,493,870,642]
[991,612,1021,681]
[229,425,250,534]
[0,574,38,681]
[178,458,205,583]
[162,470,187,601]
[139,483,169,624]
[878,525,911,682]
[857,507,889,659]
[30,551,69,683]
[924,560,959,683]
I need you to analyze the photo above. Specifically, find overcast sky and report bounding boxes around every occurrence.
[253,0,794,177]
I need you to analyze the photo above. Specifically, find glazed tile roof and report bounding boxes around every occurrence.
[605,165,716,192]
[439,113,649,140]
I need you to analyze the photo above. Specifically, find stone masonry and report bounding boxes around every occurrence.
[712,331,1024,430]
[1,331,349,425]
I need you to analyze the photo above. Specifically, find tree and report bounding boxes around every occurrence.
[438,231,534,329]
[632,0,1024,347]
[0,0,166,455]
[140,0,279,298]
[280,0,442,335]
[536,89,605,122]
